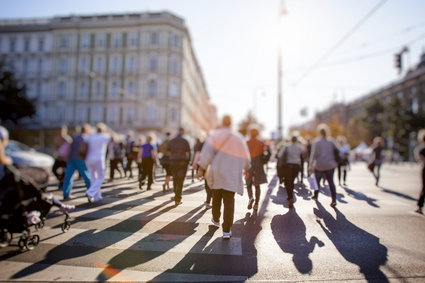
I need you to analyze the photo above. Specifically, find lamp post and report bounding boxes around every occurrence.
[277,0,287,141]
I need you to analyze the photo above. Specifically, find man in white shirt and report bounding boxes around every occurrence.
[197,115,251,239]
[86,123,110,202]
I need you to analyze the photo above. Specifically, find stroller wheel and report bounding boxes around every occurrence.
[61,221,71,233]
[18,237,27,251]
[0,231,12,248]
[26,235,40,250]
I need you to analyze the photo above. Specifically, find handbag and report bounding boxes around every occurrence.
[307,174,319,191]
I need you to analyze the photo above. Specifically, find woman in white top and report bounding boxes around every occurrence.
[85,123,110,202]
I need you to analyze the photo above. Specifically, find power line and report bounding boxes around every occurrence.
[292,0,389,87]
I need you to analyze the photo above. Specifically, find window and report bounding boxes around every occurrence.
[170,107,177,122]
[58,82,66,98]
[127,56,136,72]
[170,58,179,74]
[59,58,68,73]
[148,79,157,97]
[36,82,41,97]
[111,80,119,97]
[80,34,90,48]
[127,81,135,96]
[108,106,119,123]
[172,34,180,48]
[9,38,16,52]
[129,33,138,47]
[412,98,419,114]
[79,81,87,97]
[150,32,159,45]
[126,106,135,122]
[169,82,179,97]
[37,58,43,73]
[112,56,121,72]
[23,59,29,73]
[95,81,103,97]
[76,106,88,123]
[92,106,103,122]
[149,55,158,71]
[38,38,44,52]
[97,34,106,48]
[113,33,122,48]
[147,105,156,121]
[80,56,89,73]
[60,35,70,49]
[397,91,403,99]
[95,56,104,73]
[58,105,66,122]
[24,38,30,52]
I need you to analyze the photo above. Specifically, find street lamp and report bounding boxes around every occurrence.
[277,0,287,141]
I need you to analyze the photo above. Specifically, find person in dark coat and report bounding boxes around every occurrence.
[167,128,191,206]
[246,127,268,210]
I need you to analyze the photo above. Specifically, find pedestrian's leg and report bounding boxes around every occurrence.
[337,165,342,184]
[109,159,115,180]
[254,185,261,205]
[86,160,97,198]
[147,159,153,190]
[343,167,347,184]
[222,190,235,233]
[325,169,337,205]
[313,170,323,199]
[246,177,254,209]
[417,167,425,209]
[205,180,212,204]
[62,159,77,198]
[52,159,61,181]
[75,159,91,189]
[211,189,222,223]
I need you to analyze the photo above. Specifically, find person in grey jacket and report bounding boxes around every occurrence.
[197,115,251,239]
[309,124,338,208]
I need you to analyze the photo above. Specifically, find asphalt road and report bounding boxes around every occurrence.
[0,162,424,282]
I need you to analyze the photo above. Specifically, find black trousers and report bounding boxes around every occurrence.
[126,154,136,177]
[314,168,337,202]
[337,164,347,183]
[140,157,154,188]
[284,164,300,201]
[418,166,425,208]
[171,163,188,202]
[212,189,235,233]
[247,183,260,204]
[109,158,124,180]
[52,159,67,184]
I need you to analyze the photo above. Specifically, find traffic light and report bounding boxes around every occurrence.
[394,53,402,73]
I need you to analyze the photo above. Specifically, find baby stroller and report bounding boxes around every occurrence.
[0,165,72,252]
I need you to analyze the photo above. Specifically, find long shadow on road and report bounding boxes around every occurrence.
[314,202,388,283]
[271,208,324,274]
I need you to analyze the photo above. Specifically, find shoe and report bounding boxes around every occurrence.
[170,196,175,201]
[330,201,337,208]
[175,200,182,206]
[222,231,232,239]
[253,203,259,210]
[247,198,254,210]
[86,194,94,203]
[204,202,212,209]
[210,218,220,228]
[147,186,151,191]
[63,196,71,201]
[343,183,347,186]
[415,207,423,214]
[162,184,166,192]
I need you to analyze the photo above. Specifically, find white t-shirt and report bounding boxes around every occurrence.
[86,133,110,162]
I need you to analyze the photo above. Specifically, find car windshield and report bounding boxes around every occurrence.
[5,140,33,153]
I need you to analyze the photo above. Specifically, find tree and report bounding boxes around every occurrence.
[0,71,36,124]
[237,111,263,137]
[359,97,385,141]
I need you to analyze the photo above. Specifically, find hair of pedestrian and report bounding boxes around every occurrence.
[317,123,330,137]
[222,115,232,127]
[81,123,91,134]
[373,136,384,146]
[249,127,260,138]
[337,135,347,144]
[291,136,298,143]
[96,122,108,133]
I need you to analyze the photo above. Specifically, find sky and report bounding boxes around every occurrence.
[1,0,425,138]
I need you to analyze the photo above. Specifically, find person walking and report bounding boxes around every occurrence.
[124,132,137,179]
[281,135,305,208]
[308,124,339,208]
[368,136,385,186]
[415,130,425,214]
[85,123,110,203]
[168,128,191,205]
[197,115,251,239]
[159,132,172,192]
[52,126,72,190]
[139,135,157,191]
[61,123,92,200]
[108,134,124,181]
[336,136,350,186]
[246,127,268,211]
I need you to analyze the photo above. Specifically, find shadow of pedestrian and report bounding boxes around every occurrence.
[95,204,206,281]
[314,202,388,282]
[341,185,379,208]
[318,184,348,204]
[294,182,312,200]
[9,199,176,279]
[271,208,324,274]
[379,186,416,202]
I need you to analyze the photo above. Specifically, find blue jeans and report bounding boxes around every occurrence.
[314,168,336,202]
[62,158,91,197]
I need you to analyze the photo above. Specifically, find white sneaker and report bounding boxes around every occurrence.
[222,231,232,239]
[210,218,220,228]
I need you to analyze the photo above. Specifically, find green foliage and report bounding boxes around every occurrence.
[0,71,36,124]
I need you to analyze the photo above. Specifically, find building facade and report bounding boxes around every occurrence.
[0,12,217,145]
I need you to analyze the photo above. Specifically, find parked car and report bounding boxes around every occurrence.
[5,140,54,173]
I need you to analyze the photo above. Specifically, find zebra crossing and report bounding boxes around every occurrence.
[0,167,273,282]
